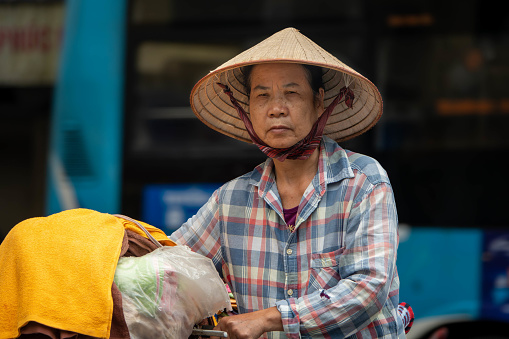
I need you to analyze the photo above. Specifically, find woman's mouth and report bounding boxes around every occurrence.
[269,125,290,133]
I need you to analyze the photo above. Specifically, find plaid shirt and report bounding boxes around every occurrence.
[170,137,405,338]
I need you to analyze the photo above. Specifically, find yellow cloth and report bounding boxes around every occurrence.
[0,208,174,339]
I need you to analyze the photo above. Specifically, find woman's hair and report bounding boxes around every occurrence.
[241,64,324,102]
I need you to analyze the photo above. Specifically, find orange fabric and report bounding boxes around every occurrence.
[116,218,176,247]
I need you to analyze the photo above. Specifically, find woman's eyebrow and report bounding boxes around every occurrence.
[283,82,300,88]
[252,85,270,91]
[252,82,301,91]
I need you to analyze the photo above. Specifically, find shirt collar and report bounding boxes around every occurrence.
[250,136,355,199]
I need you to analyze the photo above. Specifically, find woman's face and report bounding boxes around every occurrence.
[248,63,324,149]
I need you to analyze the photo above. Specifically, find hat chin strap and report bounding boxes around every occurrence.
[217,83,354,162]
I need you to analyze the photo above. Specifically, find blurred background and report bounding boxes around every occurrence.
[1,0,508,337]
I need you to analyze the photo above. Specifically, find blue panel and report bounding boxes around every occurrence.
[46,0,127,214]
[481,230,509,321]
[142,183,222,234]
[397,226,482,319]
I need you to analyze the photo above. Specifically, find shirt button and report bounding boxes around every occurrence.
[286,248,293,255]
[287,289,294,296]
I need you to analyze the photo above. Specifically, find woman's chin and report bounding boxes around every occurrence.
[260,133,299,149]
[266,140,297,149]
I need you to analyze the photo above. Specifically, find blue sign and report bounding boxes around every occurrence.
[481,230,509,321]
[398,226,482,319]
[142,183,222,235]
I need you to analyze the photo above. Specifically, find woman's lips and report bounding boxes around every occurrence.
[269,125,291,133]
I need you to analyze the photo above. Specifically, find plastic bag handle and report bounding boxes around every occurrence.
[113,214,163,248]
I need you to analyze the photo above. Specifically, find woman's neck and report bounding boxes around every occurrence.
[273,148,320,209]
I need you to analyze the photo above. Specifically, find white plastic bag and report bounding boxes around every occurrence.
[114,245,232,339]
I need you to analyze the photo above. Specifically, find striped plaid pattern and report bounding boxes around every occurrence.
[170,137,405,338]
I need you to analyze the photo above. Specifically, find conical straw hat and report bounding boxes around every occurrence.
[190,27,383,143]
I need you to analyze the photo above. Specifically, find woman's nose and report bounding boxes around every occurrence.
[268,95,288,117]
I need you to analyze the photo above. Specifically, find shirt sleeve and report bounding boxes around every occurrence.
[169,189,224,273]
[276,182,399,338]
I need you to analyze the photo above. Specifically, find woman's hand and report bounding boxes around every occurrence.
[212,307,283,339]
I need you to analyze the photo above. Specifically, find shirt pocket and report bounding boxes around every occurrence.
[307,247,344,293]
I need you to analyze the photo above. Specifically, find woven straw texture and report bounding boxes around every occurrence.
[190,27,383,143]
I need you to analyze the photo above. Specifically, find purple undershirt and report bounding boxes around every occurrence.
[283,206,299,228]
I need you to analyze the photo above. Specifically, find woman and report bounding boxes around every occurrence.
[171,28,408,338]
